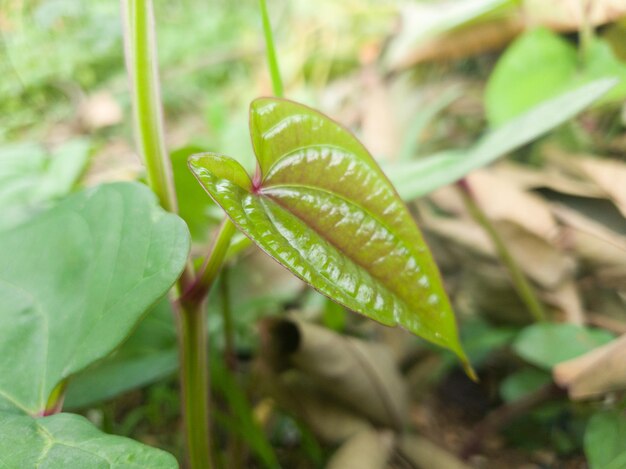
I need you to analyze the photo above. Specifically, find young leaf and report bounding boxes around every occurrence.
[190,98,472,372]
[0,182,190,415]
[0,411,177,468]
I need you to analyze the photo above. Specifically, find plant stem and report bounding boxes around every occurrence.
[259,0,284,98]
[457,180,547,322]
[122,2,212,467]
[219,265,237,371]
[122,0,178,213]
[579,0,595,61]
[43,379,67,416]
[182,218,236,308]
[177,301,212,469]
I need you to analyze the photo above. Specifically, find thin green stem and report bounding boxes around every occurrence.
[177,301,212,469]
[579,0,595,62]
[219,264,237,370]
[182,218,237,308]
[43,379,67,416]
[259,0,284,97]
[122,0,178,213]
[122,2,212,467]
[457,180,547,323]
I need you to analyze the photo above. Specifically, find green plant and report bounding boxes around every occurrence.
[0,1,620,468]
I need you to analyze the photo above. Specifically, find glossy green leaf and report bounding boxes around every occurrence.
[485,28,626,125]
[0,182,190,415]
[0,411,177,468]
[585,412,626,469]
[513,323,614,370]
[385,78,617,201]
[190,98,471,370]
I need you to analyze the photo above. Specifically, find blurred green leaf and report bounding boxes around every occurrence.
[0,183,189,414]
[386,78,617,201]
[0,139,91,230]
[585,411,626,469]
[172,145,219,240]
[0,411,177,468]
[513,323,614,370]
[485,28,626,125]
[460,319,516,365]
[65,299,179,409]
[500,368,551,403]
[190,98,471,369]
[322,297,347,332]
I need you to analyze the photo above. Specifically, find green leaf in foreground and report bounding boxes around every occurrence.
[64,299,179,410]
[0,411,177,468]
[513,323,614,370]
[0,182,190,415]
[385,78,617,201]
[190,98,472,373]
[585,411,626,469]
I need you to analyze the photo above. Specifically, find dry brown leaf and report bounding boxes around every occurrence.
[524,0,626,31]
[422,211,575,289]
[552,204,626,268]
[272,372,371,444]
[260,318,409,430]
[398,434,473,469]
[554,333,626,399]
[467,170,559,240]
[490,161,604,198]
[391,16,523,70]
[359,66,399,160]
[576,158,626,218]
[326,428,395,469]
[386,0,626,69]
[543,280,585,325]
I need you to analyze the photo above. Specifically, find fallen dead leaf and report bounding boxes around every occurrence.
[576,157,626,218]
[326,428,395,469]
[259,318,409,430]
[467,170,559,241]
[543,280,585,325]
[524,0,626,31]
[554,333,626,399]
[398,434,474,469]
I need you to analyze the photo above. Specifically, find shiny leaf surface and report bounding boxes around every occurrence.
[190,98,470,368]
[0,411,177,468]
[0,183,190,414]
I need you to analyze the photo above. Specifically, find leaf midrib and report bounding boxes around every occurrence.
[259,186,442,340]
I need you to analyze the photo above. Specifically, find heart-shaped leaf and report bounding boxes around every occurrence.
[0,182,190,415]
[189,98,471,371]
[0,411,177,468]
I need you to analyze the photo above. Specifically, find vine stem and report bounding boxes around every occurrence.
[259,0,284,98]
[457,179,547,322]
[121,2,215,467]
